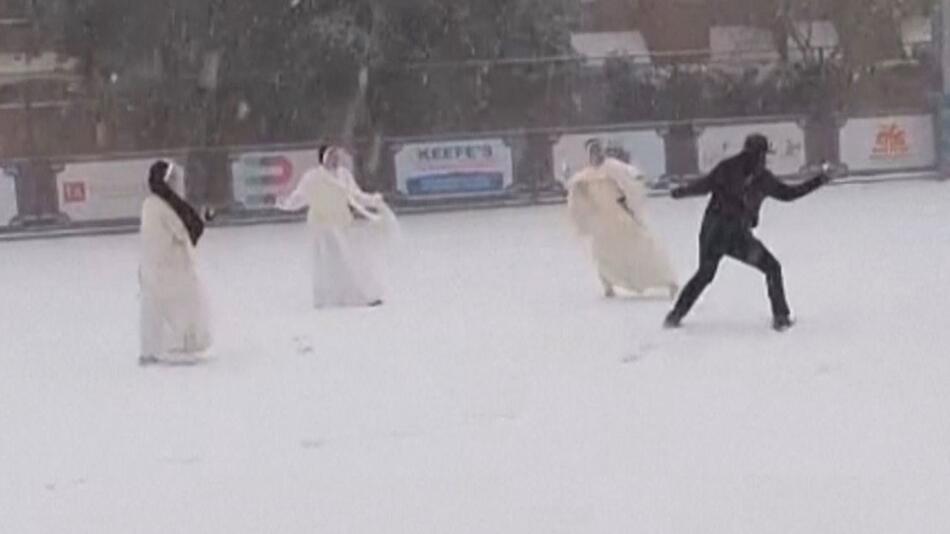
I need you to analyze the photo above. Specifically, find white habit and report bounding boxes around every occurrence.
[139,196,212,360]
[279,165,394,308]
[568,158,677,296]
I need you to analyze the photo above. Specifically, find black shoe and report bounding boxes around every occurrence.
[663,311,683,329]
[367,300,384,307]
[772,315,794,332]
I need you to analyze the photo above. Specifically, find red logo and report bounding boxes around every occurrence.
[872,123,910,159]
[63,182,87,203]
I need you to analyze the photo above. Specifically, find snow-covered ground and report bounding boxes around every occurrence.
[2,180,949,533]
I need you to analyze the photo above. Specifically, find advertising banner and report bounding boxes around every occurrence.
[394,139,513,199]
[0,166,17,226]
[231,148,321,210]
[552,129,667,187]
[57,158,176,222]
[839,115,936,173]
[697,121,807,176]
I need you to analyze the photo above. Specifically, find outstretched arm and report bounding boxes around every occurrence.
[671,173,714,199]
[606,160,648,208]
[765,170,830,202]
[340,167,380,207]
[276,171,315,211]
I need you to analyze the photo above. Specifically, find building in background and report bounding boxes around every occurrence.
[0,0,82,159]
[573,0,933,62]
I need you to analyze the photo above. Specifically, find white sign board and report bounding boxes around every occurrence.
[787,21,839,64]
[231,149,321,210]
[394,139,514,199]
[710,26,780,64]
[570,31,652,67]
[553,129,667,187]
[57,158,184,222]
[698,122,807,176]
[839,115,936,173]
[0,167,17,226]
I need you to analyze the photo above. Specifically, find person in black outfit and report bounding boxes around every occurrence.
[664,134,832,331]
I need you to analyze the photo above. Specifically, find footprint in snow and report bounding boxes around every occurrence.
[300,439,325,450]
[293,336,314,355]
[623,342,658,364]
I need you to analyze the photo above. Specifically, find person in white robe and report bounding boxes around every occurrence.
[278,145,396,308]
[567,139,678,299]
[139,160,212,365]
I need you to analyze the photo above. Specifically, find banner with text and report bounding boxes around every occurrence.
[230,148,321,210]
[57,158,182,222]
[394,139,514,199]
[697,121,807,176]
[552,129,667,187]
[839,115,936,173]
[0,167,17,226]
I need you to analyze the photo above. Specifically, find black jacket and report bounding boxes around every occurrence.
[672,151,828,228]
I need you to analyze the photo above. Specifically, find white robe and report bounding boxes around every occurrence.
[279,165,396,308]
[139,195,212,360]
[568,159,677,296]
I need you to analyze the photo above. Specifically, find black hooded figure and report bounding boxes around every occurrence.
[664,134,831,331]
[147,160,205,246]
[317,145,330,166]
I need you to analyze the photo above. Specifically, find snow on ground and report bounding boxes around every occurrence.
[2,180,949,533]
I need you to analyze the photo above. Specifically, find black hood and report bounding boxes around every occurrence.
[743,133,771,155]
[148,160,205,246]
[740,134,771,175]
[148,160,172,195]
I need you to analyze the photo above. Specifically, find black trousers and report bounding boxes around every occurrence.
[672,214,791,319]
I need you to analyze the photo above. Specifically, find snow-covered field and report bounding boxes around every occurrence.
[2,180,949,533]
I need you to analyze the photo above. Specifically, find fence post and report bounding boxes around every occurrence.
[14,158,61,224]
[803,113,839,170]
[512,130,557,201]
[375,137,398,198]
[939,0,950,179]
[11,161,33,224]
[185,149,232,210]
[665,122,699,182]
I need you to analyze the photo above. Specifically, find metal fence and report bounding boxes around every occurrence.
[0,107,942,239]
[0,49,942,238]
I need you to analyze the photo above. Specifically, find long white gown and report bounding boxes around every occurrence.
[139,195,212,360]
[279,165,396,308]
[568,158,678,297]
